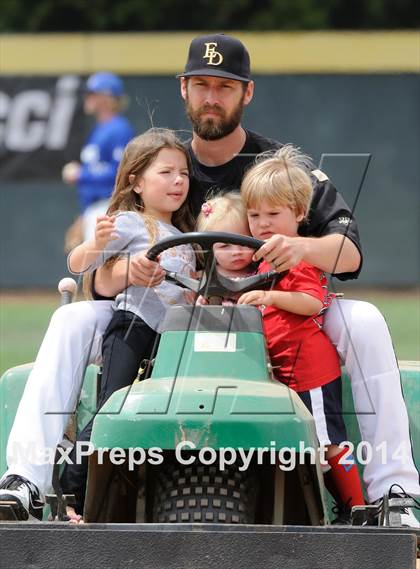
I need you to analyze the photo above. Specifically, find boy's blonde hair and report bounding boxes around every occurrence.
[241,144,313,219]
[196,192,247,232]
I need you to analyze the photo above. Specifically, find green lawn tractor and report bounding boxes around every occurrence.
[0,232,419,569]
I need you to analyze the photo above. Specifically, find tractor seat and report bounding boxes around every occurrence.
[161,305,264,334]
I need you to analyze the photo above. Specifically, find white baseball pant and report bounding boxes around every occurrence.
[324,298,419,502]
[4,300,113,495]
[3,298,419,502]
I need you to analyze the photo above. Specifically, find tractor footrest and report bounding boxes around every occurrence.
[351,504,380,526]
[384,496,417,527]
[0,501,19,521]
[45,494,76,521]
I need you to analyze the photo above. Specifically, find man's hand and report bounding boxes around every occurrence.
[128,253,165,287]
[62,161,81,185]
[253,234,304,272]
[237,290,271,306]
[94,215,118,250]
[254,233,361,275]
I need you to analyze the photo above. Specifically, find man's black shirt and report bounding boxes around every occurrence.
[187,130,280,215]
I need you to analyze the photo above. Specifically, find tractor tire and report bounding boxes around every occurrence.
[152,463,257,524]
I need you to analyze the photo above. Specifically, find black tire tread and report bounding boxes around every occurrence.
[153,464,256,524]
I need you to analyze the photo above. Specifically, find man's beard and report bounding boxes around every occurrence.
[186,93,245,141]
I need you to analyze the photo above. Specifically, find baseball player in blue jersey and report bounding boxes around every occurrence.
[62,72,135,241]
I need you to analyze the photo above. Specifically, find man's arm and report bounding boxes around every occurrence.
[253,233,361,275]
[300,234,360,274]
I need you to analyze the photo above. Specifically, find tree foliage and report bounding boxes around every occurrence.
[1,0,419,32]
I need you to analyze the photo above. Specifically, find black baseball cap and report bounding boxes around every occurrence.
[177,33,251,83]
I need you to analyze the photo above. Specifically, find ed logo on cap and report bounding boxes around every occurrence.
[203,42,224,66]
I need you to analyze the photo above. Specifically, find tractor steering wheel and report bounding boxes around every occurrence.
[146,231,287,300]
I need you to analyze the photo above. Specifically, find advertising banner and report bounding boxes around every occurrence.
[0,75,87,181]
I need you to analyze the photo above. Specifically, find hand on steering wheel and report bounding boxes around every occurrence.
[147,232,288,300]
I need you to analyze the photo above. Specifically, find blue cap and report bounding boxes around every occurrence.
[85,72,124,97]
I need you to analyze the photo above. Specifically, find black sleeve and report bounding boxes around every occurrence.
[299,174,363,281]
[90,269,116,301]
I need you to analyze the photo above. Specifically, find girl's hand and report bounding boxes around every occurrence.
[237,290,271,306]
[129,252,165,287]
[196,295,209,305]
[184,290,197,304]
[94,215,118,250]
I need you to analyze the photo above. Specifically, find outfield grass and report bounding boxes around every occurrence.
[0,293,59,375]
[0,289,419,376]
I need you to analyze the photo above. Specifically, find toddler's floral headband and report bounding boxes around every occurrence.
[201,202,213,217]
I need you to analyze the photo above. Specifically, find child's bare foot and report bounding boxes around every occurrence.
[66,506,84,524]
